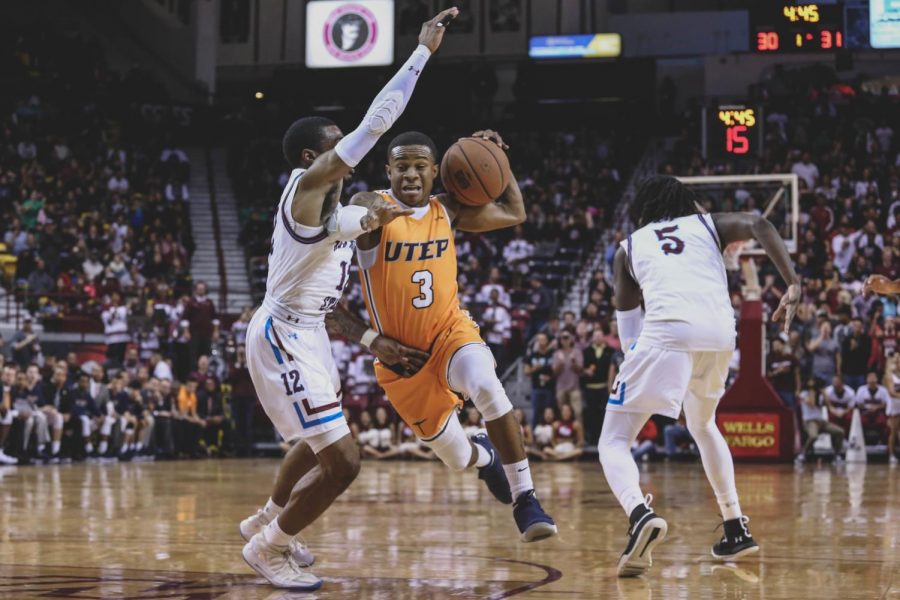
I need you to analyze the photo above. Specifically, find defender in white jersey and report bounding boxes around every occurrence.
[598,175,801,577]
[239,8,457,591]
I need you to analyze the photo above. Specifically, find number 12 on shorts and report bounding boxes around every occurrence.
[280,369,305,396]
[412,269,433,308]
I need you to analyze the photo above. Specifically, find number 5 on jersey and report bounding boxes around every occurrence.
[412,269,433,308]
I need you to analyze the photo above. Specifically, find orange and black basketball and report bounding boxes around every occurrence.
[440,137,511,206]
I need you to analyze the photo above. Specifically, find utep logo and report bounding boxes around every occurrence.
[324,4,378,62]
[385,239,450,262]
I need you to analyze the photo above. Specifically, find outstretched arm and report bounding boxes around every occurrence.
[439,130,526,233]
[326,303,430,376]
[291,7,458,228]
[864,274,900,295]
[712,212,801,331]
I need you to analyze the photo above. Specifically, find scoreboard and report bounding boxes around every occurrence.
[702,105,763,160]
[751,3,844,52]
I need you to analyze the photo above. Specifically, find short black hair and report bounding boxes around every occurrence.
[629,174,698,227]
[386,131,438,162]
[282,116,337,168]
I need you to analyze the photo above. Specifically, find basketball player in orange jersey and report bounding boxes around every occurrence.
[346,130,557,541]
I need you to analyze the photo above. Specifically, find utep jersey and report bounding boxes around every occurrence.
[264,168,355,320]
[623,213,736,351]
[359,191,461,350]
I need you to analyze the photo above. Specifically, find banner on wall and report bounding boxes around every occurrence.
[717,412,781,459]
[306,0,395,68]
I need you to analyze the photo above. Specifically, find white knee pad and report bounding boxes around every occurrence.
[80,415,93,437]
[447,344,512,422]
[422,416,472,472]
[100,416,116,437]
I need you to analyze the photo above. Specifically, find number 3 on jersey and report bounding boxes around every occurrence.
[412,270,433,308]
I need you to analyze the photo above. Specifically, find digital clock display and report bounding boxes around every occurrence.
[751,3,845,52]
[702,105,763,160]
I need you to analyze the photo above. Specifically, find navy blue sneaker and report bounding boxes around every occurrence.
[473,433,513,504]
[513,490,558,542]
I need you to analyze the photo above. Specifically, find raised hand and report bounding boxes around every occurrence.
[472,129,509,150]
[419,7,459,53]
[362,198,413,231]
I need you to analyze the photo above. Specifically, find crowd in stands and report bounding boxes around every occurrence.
[663,65,900,463]
[0,28,196,327]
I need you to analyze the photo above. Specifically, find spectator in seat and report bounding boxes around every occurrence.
[581,328,614,445]
[228,346,255,457]
[807,320,840,385]
[768,337,801,408]
[185,281,217,365]
[189,355,217,389]
[26,258,55,296]
[476,267,511,307]
[543,402,583,461]
[841,319,871,390]
[176,378,204,458]
[553,331,583,426]
[824,375,855,434]
[831,220,858,276]
[855,372,889,446]
[12,317,41,369]
[875,247,899,282]
[151,378,177,457]
[37,366,66,459]
[631,419,658,463]
[502,225,534,288]
[0,370,16,465]
[791,151,819,189]
[525,276,554,342]
[10,369,44,462]
[197,377,229,454]
[664,414,695,458]
[481,288,511,370]
[797,378,844,463]
[524,333,556,429]
[532,406,556,457]
[24,364,51,458]
[62,372,101,459]
[512,408,534,452]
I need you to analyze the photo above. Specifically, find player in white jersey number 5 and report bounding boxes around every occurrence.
[599,175,801,577]
[239,8,459,591]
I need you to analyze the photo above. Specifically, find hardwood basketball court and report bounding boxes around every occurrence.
[0,460,897,599]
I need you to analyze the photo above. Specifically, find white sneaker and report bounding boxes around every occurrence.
[0,451,18,465]
[240,510,315,567]
[242,532,322,590]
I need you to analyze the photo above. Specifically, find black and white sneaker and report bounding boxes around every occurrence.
[711,516,759,561]
[616,495,668,578]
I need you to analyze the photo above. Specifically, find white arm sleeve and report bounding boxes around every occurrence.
[616,307,644,351]
[334,45,432,168]
[325,204,370,241]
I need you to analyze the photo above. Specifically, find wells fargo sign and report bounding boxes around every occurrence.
[716,412,780,458]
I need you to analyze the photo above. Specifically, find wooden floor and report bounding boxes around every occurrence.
[0,459,898,599]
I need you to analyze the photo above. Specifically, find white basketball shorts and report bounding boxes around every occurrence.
[245,309,348,452]
[607,343,732,419]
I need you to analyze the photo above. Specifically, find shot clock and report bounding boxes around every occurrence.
[751,3,844,52]
[702,105,763,160]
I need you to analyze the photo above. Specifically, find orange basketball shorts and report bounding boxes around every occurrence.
[375,316,485,440]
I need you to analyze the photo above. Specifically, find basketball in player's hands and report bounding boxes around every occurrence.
[440,137,511,206]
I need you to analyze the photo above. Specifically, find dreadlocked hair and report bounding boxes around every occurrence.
[629,174,698,227]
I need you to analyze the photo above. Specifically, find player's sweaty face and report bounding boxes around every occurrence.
[387,145,437,206]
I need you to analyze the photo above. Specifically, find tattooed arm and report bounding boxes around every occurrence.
[326,304,430,376]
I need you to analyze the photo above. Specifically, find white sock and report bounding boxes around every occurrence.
[718,496,743,521]
[263,517,294,548]
[135,442,143,451]
[51,441,60,455]
[474,443,491,468]
[37,443,45,453]
[85,443,94,454]
[99,441,108,454]
[262,497,284,522]
[502,459,534,501]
